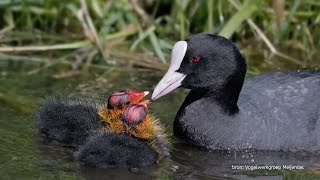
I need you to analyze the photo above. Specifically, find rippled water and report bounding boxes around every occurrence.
[1,60,320,179]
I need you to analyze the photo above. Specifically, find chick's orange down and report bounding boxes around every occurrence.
[98,107,156,140]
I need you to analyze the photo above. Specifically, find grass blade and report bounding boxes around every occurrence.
[219,0,257,38]
[149,31,165,63]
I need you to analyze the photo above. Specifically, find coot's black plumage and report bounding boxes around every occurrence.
[152,33,320,151]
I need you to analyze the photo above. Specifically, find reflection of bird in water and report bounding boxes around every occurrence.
[35,90,169,168]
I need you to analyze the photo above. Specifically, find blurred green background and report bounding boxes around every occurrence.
[0,0,319,73]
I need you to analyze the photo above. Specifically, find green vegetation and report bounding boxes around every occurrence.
[0,0,319,70]
[0,0,320,69]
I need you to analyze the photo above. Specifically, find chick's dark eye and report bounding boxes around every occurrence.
[191,56,200,63]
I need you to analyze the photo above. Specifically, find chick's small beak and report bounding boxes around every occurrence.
[127,90,150,104]
[139,100,151,107]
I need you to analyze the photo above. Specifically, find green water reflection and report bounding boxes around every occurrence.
[0,56,320,179]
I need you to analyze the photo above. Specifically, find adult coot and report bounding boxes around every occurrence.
[152,33,320,151]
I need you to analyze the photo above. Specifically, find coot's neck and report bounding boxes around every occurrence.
[185,76,244,115]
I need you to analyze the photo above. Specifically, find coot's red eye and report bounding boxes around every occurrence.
[191,56,200,63]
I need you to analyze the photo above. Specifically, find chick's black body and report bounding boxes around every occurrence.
[35,94,168,168]
[35,96,103,146]
[76,132,157,168]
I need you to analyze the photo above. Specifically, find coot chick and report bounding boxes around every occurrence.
[35,90,149,146]
[152,33,320,151]
[76,97,169,168]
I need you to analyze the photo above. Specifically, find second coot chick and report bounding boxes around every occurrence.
[75,90,169,168]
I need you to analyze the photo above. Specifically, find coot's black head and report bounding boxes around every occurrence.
[152,34,247,102]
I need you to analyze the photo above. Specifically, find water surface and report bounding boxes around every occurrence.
[1,59,320,179]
